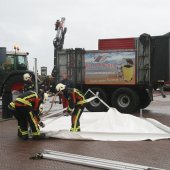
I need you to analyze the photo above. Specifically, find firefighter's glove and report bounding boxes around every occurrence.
[39,121,45,128]
[39,104,44,115]
[77,100,86,106]
[67,107,74,115]
[63,111,69,116]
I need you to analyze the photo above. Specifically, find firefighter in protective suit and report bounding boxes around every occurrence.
[56,83,86,132]
[23,73,35,92]
[8,91,45,140]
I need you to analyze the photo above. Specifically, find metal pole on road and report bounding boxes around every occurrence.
[34,58,38,93]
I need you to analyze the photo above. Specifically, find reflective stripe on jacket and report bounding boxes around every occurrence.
[15,91,40,111]
[8,102,15,110]
[67,88,85,110]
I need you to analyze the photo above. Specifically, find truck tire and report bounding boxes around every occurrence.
[85,88,108,112]
[138,89,151,109]
[2,92,12,119]
[111,88,139,113]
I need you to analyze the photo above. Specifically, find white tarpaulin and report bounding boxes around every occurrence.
[41,107,170,141]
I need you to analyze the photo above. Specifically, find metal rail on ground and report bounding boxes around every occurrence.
[31,149,164,170]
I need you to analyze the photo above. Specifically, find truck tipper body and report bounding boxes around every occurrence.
[53,33,170,113]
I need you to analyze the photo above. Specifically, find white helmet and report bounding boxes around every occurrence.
[56,83,66,92]
[23,73,31,81]
[39,104,44,113]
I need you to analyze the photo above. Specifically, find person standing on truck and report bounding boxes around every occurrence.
[55,20,60,30]
[8,91,46,140]
[56,83,85,132]
[59,72,73,109]
[23,73,35,92]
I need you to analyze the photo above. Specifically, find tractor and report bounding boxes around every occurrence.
[0,47,35,119]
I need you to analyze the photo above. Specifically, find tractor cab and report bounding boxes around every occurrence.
[0,47,35,119]
[0,48,29,90]
[2,51,28,72]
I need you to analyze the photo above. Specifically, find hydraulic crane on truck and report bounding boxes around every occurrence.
[52,17,67,78]
[53,17,67,50]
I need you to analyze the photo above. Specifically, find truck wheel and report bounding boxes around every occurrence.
[2,92,12,119]
[111,88,139,113]
[138,89,151,109]
[85,88,108,112]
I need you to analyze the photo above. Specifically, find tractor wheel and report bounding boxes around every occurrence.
[2,92,12,119]
[2,74,24,119]
[3,74,24,93]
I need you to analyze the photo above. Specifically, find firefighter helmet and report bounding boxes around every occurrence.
[56,83,66,92]
[23,73,31,81]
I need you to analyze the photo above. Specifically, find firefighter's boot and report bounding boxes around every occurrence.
[21,134,29,140]
[70,126,80,132]
[17,129,22,138]
[32,133,46,140]
[18,130,29,140]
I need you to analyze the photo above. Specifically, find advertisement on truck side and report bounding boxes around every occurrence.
[85,51,136,85]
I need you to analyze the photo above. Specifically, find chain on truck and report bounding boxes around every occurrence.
[0,46,35,119]
[52,18,170,113]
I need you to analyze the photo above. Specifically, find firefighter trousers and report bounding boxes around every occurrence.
[71,105,84,131]
[62,95,68,109]
[15,106,40,137]
[8,106,21,134]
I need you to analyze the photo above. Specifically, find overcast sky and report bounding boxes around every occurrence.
[0,0,170,74]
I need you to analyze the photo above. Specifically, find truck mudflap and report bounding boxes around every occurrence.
[138,89,151,109]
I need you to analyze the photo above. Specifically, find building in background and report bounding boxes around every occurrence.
[41,66,47,77]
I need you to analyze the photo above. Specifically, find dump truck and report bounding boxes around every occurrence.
[52,32,170,113]
[0,47,35,118]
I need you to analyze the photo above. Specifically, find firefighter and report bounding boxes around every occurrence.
[23,73,35,92]
[55,20,60,30]
[8,91,46,140]
[56,83,85,132]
